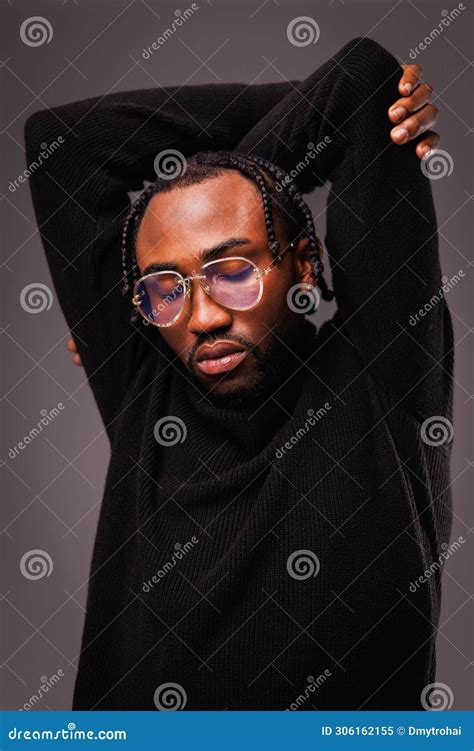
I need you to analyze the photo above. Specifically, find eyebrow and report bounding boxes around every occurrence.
[141,237,253,276]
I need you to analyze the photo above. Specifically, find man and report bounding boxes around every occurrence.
[25,37,451,710]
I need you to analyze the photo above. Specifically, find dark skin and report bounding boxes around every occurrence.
[68,63,440,374]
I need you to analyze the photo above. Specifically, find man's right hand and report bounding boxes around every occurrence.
[67,336,83,366]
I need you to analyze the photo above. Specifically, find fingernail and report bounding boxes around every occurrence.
[402,83,412,94]
[391,106,406,121]
[392,127,409,142]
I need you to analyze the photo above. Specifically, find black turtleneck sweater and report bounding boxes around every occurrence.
[25,37,453,710]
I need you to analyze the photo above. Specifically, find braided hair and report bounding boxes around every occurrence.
[121,150,334,323]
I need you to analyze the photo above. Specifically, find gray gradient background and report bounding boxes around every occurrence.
[1,0,472,710]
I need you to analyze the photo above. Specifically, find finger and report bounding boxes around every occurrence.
[416,131,441,159]
[66,337,77,353]
[72,353,83,366]
[391,104,439,144]
[388,82,434,123]
[399,63,421,96]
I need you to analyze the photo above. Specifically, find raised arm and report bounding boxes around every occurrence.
[24,81,295,437]
[236,36,452,420]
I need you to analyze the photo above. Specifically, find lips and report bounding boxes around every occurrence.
[194,340,249,376]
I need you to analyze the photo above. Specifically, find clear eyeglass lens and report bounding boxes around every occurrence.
[203,258,261,310]
[137,272,186,325]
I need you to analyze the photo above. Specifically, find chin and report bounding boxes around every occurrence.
[193,368,264,408]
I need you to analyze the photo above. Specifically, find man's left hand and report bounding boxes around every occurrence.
[390,63,440,159]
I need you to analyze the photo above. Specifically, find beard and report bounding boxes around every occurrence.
[183,317,310,410]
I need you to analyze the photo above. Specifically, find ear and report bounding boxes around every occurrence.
[293,236,323,285]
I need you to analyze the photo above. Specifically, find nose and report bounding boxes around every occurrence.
[186,279,233,335]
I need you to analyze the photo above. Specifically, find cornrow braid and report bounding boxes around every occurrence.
[121,150,334,324]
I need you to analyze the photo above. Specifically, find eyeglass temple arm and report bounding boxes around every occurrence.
[259,242,294,276]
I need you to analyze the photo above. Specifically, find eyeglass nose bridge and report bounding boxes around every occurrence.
[182,273,210,296]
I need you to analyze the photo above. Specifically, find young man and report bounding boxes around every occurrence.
[25,37,451,710]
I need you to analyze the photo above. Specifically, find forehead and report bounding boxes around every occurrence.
[135,171,265,263]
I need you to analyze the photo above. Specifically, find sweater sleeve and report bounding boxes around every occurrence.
[24,81,294,438]
[236,37,453,420]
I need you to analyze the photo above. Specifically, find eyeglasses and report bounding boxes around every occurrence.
[132,243,294,327]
